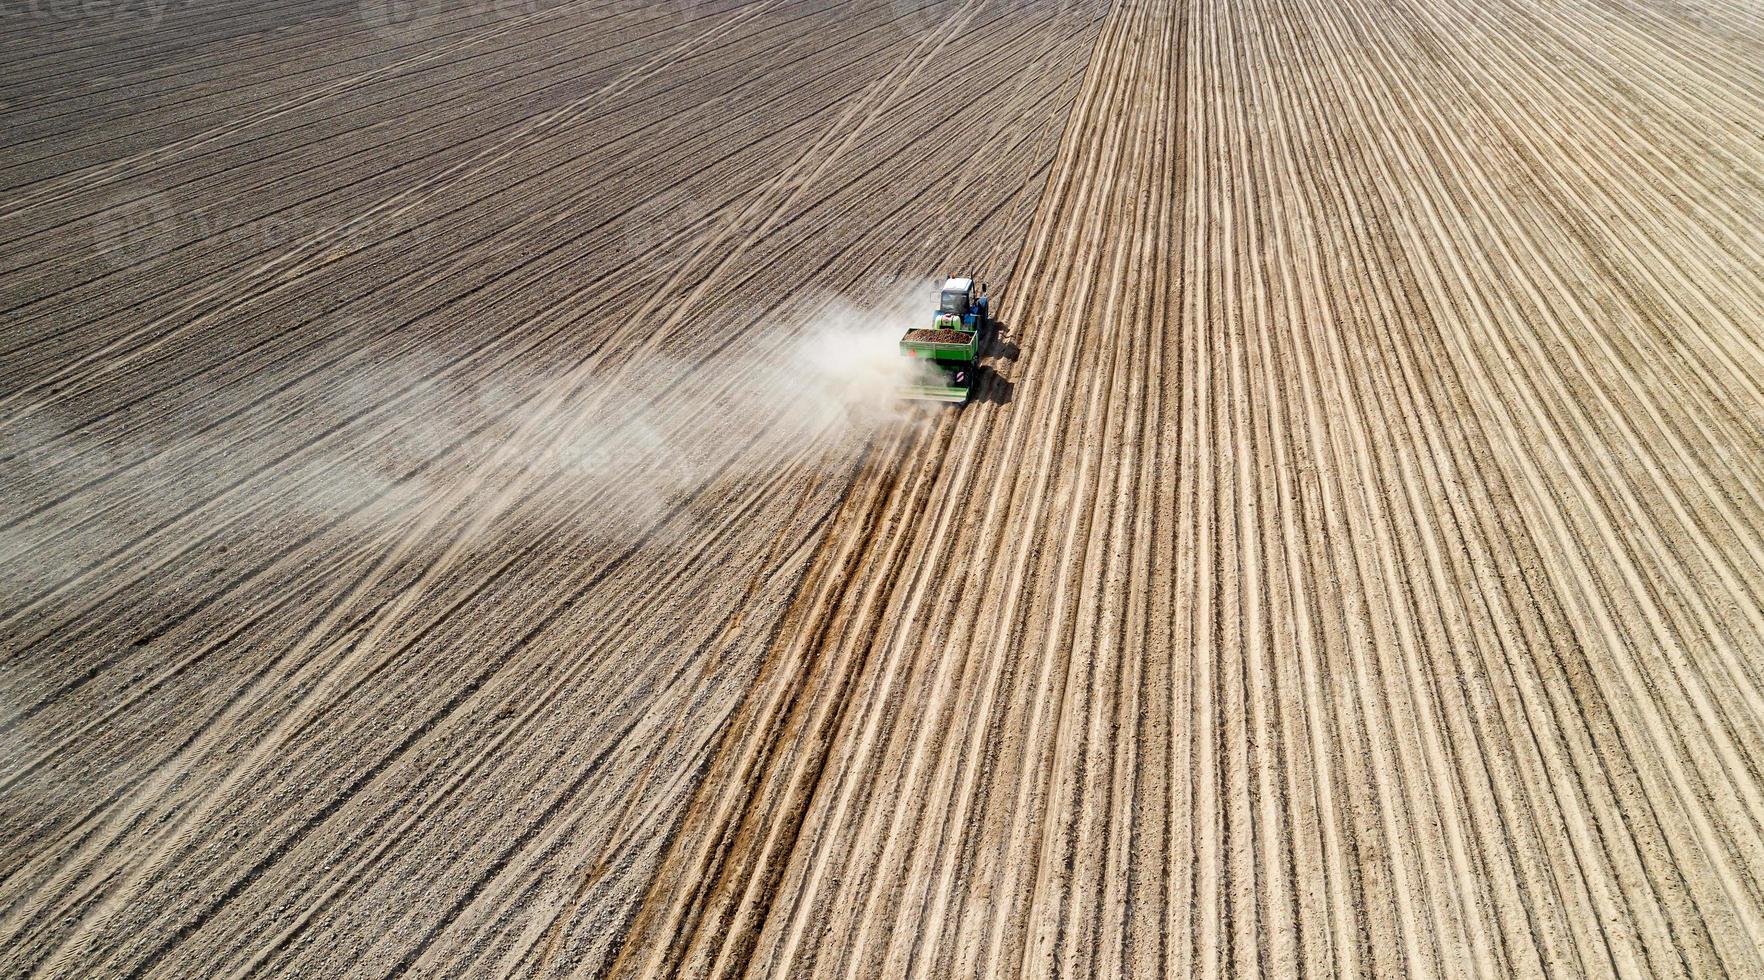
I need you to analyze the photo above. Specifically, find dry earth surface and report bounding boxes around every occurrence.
[3,0,1764,976]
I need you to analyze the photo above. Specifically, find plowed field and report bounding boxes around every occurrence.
[5,0,1764,976]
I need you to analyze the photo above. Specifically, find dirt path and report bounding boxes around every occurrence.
[4,0,1764,975]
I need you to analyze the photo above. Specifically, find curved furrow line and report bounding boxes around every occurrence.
[1250,4,1631,972]
[1314,0,1764,964]
[186,435,866,980]
[627,3,1136,972]
[1286,0,1745,969]
[1359,0,1764,835]
[1413,0,1764,562]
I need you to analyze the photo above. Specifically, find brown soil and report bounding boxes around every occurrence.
[902,328,975,344]
[6,0,1764,976]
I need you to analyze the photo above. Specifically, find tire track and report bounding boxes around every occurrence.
[10,0,1764,974]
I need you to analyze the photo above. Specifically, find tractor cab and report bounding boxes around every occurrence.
[939,277,974,316]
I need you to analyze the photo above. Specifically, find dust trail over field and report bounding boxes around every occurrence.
[5,0,1764,975]
[508,283,946,535]
[0,284,932,590]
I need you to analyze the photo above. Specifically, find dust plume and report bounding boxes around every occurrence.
[0,282,958,595]
[498,280,952,536]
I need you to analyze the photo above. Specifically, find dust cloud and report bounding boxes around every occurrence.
[0,283,955,591]
[500,281,950,535]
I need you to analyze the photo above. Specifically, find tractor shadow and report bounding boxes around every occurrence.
[976,320,1017,405]
[976,366,1014,406]
[988,320,1021,362]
